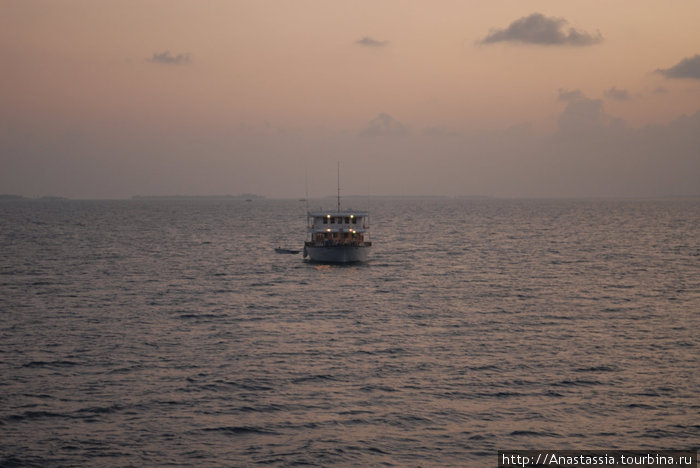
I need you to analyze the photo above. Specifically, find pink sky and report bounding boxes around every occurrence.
[2,1,699,198]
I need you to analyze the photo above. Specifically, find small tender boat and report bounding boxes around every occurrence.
[275,247,301,254]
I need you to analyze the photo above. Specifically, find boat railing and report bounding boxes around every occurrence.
[305,240,372,248]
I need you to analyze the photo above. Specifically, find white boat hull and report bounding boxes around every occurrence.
[304,245,370,263]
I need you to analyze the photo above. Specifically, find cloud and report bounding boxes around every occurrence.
[3,103,699,199]
[558,96,606,131]
[656,54,700,80]
[555,90,624,134]
[544,99,700,197]
[361,113,408,136]
[147,51,192,65]
[423,125,461,137]
[479,13,602,46]
[355,36,389,48]
[557,88,585,103]
[652,86,669,94]
[604,86,631,101]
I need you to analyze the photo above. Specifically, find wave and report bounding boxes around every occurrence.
[201,426,280,435]
[21,360,80,368]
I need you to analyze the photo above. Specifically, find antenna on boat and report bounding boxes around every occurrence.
[337,161,341,212]
[304,167,309,213]
[366,175,371,231]
[366,172,370,211]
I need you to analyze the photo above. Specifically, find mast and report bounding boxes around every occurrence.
[337,161,341,212]
[304,167,309,213]
[305,167,310,232]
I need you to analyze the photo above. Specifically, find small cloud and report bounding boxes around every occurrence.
[479,13,602,46]
[556,90,610,132]
[423,125,447,137]
[422,125,461,137]
[355,36,389,48]
[652,86,669,94]
[604,86,631,101]
[656,54,700,80]
[147,50,192,65]
[557,88,585,103]
[361,113,408,137]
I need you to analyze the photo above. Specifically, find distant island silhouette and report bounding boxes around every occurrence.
[0,195,69,200]
[131,194,265,200]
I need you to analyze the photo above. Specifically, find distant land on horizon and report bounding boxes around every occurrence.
[0,194,69,201]
[326,194,495,199]
[131,194,265,200]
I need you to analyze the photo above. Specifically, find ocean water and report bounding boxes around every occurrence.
[1,197,698,467]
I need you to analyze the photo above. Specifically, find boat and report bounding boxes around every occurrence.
[275,247,300,254]
[302,164,371,263]
[303,209,372,262]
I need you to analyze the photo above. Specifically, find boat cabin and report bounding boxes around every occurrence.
[306,210,371,247]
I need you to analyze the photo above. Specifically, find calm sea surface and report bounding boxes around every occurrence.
[1,198,698,467]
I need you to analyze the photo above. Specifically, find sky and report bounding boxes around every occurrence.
[1,0,699,199]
